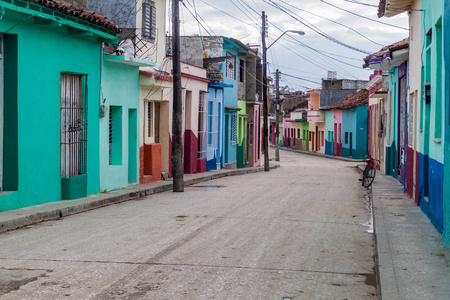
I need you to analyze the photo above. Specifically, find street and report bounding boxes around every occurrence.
[0,151,376,299]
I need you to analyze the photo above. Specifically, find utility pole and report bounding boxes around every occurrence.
[262,11,270,171]
[275,69,280,161]
[172,0,184,192]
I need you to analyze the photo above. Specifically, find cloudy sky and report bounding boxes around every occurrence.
[168,0,408,91]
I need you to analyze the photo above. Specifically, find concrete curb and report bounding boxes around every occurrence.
[274,145,365,163]
[0,164,280,234]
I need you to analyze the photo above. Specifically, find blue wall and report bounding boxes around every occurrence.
[418,153,444,233]
[442,0,450,245]
[222,40,239,167]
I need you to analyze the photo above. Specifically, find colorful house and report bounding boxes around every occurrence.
[366,70,389,173]
[165,60,210,174]
[100,55,154,191]
[323,90,369,159]
[378,0,449,243]
[307,90,326,153]
[324,110,334,155]
[82,0,170,183]
[0,0,119,210]
[363,39,409,181]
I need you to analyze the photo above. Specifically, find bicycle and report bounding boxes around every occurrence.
[360,155,379,188]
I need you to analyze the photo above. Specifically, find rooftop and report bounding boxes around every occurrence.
[322,89,369,110]
[22,0,121,33]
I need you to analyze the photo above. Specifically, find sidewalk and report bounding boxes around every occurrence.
[371,173,450,300]
[0,164,279,234]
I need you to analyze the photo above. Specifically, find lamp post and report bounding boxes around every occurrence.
[262,26,305,165]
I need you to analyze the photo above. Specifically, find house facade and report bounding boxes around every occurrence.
[100,55,154,191]
[323,90,369,159]
[83,0,170,184]
[0,0,119,210]
[378,0,449,243]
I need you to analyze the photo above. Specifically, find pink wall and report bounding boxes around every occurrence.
[333,110,343,156]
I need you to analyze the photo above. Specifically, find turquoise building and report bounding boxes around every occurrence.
[443,0,450,245]
[325,110,334,155]
[0,0,119,211]
[418,0,445,234]
[322,89,369,159]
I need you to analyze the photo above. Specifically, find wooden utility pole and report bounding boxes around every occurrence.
[275,69,280,161]
[262,11,270,171]
[172,0,184,192]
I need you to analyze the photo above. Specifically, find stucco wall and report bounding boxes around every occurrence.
[0,10,104,210]
[100,59,140,191]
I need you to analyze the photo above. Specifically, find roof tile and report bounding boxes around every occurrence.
[322,89,369,110]
[26,0,121,33]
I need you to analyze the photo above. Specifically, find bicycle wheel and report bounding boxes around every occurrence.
[363,166,376,188]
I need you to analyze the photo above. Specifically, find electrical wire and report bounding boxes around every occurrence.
[263,0,373,54]
[275,0,385,47]
[319,0,409,30]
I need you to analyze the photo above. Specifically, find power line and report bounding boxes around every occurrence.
[275,0,385,47]
[319,0,409,30]
[263,0,373,54]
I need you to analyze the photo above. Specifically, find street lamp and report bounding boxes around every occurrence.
[267,30,305,50]
[262,24,305,168]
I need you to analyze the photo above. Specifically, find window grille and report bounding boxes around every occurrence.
[408,92,415,147]
[198,91,207,158]
[231,112,237,145]
[226,53,235,79]
[60,73,87,178]
[147,102,153,137]
[142,1,156,41]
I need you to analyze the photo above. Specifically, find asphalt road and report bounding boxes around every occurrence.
[0,151,376,299]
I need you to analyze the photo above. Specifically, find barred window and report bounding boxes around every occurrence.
[198,91,207,159]
[142,1,156,41]
[226,53,235,79]
[231,112,237,145]
[60,73,87,178]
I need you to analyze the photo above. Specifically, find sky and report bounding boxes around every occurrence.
[168,0,409,92]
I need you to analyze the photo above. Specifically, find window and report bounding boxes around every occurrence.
[231,112,237,145]
[338,123,341,143]
[345,132,349,144]
[109,106,122,165]
[226,53,235,79]
[60,73,88,178]
[239,59,245,83]
[142,1,156,41]
[198,91,207,159]
[147,102,153,137]
[207,98,218,148]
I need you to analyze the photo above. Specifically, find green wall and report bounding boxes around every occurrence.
[100,59,140,191]
[0,9,108,211]
[237,100,246,169]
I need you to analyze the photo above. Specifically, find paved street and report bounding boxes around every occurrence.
[0,151,376,299]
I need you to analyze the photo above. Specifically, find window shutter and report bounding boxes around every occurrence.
[142,1,156,41]
[150,4,157,40]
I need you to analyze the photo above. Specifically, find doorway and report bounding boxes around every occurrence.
[0,35,3,191]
